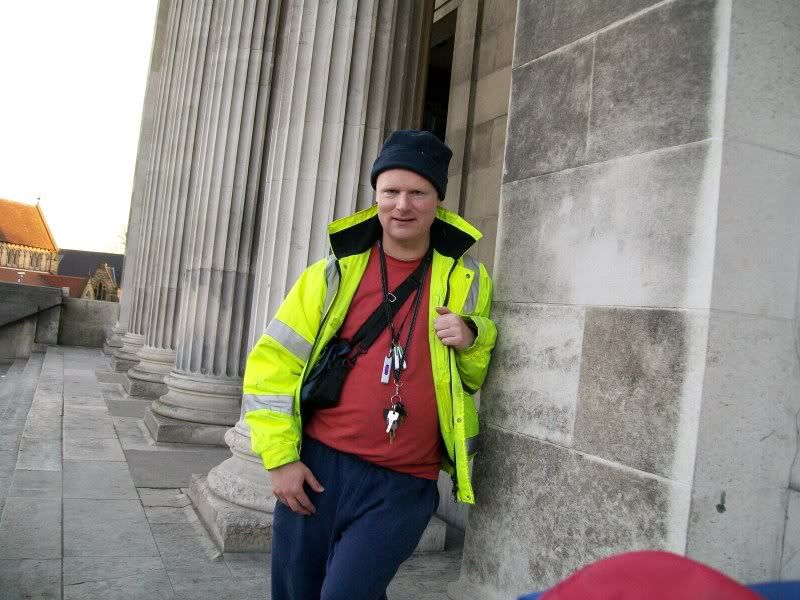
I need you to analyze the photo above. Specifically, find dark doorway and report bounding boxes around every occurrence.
[421,9,456,141]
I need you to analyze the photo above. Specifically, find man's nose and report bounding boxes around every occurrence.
[395,192,411,210]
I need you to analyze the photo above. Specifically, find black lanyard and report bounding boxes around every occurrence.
[377,240,431,385]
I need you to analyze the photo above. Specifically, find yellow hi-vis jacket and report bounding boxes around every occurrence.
[243,205,497,504]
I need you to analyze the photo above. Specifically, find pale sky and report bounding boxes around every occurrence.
[0,1,159,254]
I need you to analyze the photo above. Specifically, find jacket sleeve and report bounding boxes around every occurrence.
[243,259,327,470]
[456,261,497,394]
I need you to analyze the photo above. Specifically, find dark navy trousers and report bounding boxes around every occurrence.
[271,437,439,600]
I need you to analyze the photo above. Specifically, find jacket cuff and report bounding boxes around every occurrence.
[260,443,300,471]
[459,315,494,357]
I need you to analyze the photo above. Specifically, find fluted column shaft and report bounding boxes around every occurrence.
[128,0,213,397]
[146,0,274,444]
[193,0,430,550]
[108,0,174,361]
[114,0,186,370]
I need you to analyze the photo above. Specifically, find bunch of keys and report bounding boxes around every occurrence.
[383,402,407,443]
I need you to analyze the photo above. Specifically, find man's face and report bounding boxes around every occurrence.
[375,169,439,249]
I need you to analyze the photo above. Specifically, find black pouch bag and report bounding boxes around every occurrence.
[299,250,430,418]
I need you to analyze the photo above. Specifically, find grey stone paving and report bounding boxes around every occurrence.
[0,347,463,599]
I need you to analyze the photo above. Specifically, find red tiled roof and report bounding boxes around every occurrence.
[0,267,87,298]
[0,198,58,251]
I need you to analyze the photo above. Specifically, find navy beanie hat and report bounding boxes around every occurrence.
[370,130,453,200]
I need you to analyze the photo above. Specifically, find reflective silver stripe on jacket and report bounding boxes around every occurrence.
[466,434,480,455]
[265,318,312,362]
[323,254,339,316]
[463,255,480,314]
[243,393,294,415]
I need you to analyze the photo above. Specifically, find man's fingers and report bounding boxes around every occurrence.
[296,490,316,514]
[435,306,452,315]
[304,469,325,493]
[286,495,311,515]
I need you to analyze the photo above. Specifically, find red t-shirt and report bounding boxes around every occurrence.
[304,244,441,479]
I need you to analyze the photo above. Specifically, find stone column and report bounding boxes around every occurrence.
[449,1,800,598]
[127,0,213,398]
[106,0,174,360]
[113,0,185,372]
[144,0,275,444]
[187,0,433,552]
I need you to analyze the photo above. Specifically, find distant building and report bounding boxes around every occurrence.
[0,266,87,298]
[0,198,59,274]
[58,249,124,287]
[78,263,121,302]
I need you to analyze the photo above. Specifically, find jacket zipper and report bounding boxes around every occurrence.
[442,259,460,500]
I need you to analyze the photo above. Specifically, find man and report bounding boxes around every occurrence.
[243,130,497,599]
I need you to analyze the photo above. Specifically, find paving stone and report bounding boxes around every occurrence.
[64,568,175,600]
[8,469,62,498]
[138,488,191,508]
[125,448,232,488]
[64,498,159,558]
[0,558,61,600]
[21,411,62,439]
[0,426,22,451]
[63,412,118,439]
[63,556,166,585]
[0,497,61,559]
[63,460,138,499]
[389,548,462,599]
[162,556,232,587]
[64,437,126,461]
[223,552,269,580]
[15,438,61,471]
[145,505,198,524]
[150,522,221,560]
[171,577,267,600]
[107,398,154,418]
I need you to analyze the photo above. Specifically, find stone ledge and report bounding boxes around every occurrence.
[188,474,272,553]
[123,374,168,398]
[143,408,229,446]
[187,474,447,555]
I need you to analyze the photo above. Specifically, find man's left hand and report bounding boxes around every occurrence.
[434,306,475,351]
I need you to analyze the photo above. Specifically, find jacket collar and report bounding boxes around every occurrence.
[327,205,482,260]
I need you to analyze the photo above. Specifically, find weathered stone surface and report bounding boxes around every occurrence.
[572,307,708,482]
[144,407,230,445]
[687,311,800,582]
[456,426,690,597]
[480,302,585,446]
[124,447,231,488]
[8,469,61,498]
[0,558,61,600]
[504,38,593,182]
[64,568,174,600]
[513,0,661,66]
[58,298,119,348]
[723,0,800,156]
[106,397,153,417]
[63,498,159,558]
[63,437,125,462]
[138,487,191,508]
[62,460,138,499]
[587,0,716,162]
[16,438,61,471]
[148,521,220,560]
[711,142,800,319]
[63,556,165,585]
[781,490,800,579]
[495,142,719,308]
[0,497,61,559]
[63,412,117,439]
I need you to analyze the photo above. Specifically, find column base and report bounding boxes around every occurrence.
[144,407,229,446]
[104,322,126,355]
[126,346,175,398]
[112,333,145,372]
[188,473,447,555]
[188,474,273,553]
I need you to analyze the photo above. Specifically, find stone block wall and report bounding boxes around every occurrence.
[435,0,516,530]
[58,298,119,348]
[451,0,800,598]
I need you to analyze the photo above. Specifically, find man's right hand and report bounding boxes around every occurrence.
[269,460,324,515]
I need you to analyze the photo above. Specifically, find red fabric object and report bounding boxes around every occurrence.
[305,245,441,480]
[539,551,762,600]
